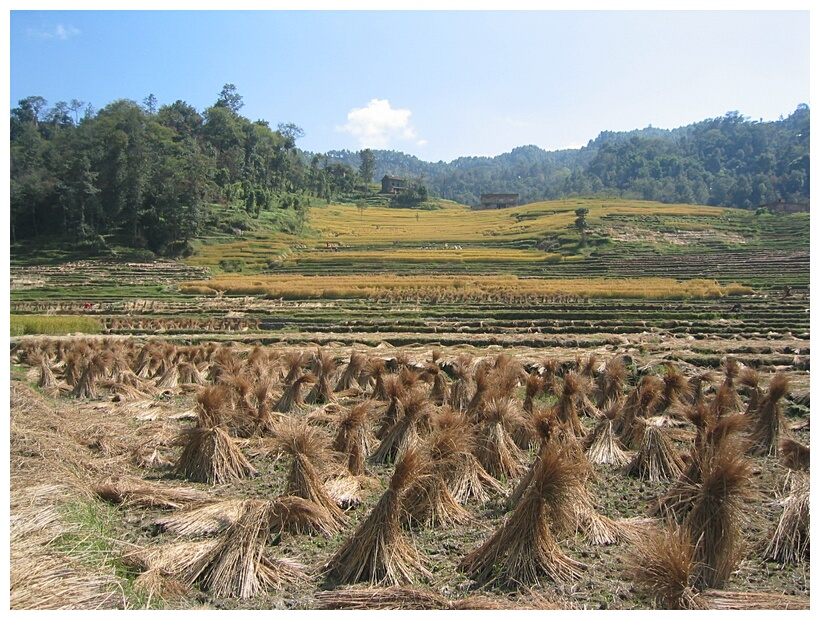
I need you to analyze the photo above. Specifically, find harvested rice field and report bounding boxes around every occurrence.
[9,333,810,610]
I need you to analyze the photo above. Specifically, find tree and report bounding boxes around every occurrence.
[359,148,376,184]
[215,83,244,113]
[390,177,428,208]
[277,122,304,149]
[142,93,158,115]
[574,207,589,248]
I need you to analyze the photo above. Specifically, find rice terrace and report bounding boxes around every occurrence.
[9,196,811,611]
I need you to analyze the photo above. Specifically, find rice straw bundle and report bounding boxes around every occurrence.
[650,412,746,521]
[432,409,504,504]
[701,590,810,610]
[154,364,180,390]
[173,426,258,484]
[270,417,348,532]
[156,499,249,536]
[596,355,627,408]
[306,348,339,405]
[404,429,474,528]
[540,357,562,397]
[92,475,210,509]
[371,388,433,464]
[333,400,377,475]
[624,423,685,482]
[738,367,762,416]
[763,472,809,563]
[324,448,431,586]
[585,419,632,466]
[683,445,756,589]
[421,352,450,406]
[448,354,476,412]
[375,373,407,439]
[472,396,527,481]
[459,448,586,587]
[625,523,706,610]
[612,374,664,449]
[177,360,206,386]
[192,499,307,599]
[282,350,309,384]
[70,350,115,399]
[779,437,810,471]
[522,371,545,415]
[314,585,560,610]
[654,364,693,415]
[554,371,586,437]
[273,372,316,414]
[364,357,388,400]
[747,372,791,456]
[334,350,369,392]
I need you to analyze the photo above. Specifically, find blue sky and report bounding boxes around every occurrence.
[7,6,812,163]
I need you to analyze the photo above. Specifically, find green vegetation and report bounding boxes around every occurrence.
[54,498,153,609]
[326,106,810,209]
[10,315,103,336]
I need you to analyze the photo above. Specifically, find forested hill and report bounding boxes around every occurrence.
[325,105,810,208]
[10,86,809,258]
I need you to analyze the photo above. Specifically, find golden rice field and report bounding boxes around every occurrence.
[308,198,730,247]
[181,198,738,273]
[179,274,751,301]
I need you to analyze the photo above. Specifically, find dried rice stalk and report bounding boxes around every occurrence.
[473,396,527,481]
[154,364,180,389]
[624,424,684,482]
[173,426,258,484]
[10,546,121,610]
[93,475,211,509]
[324,475,370,509]
[625,523,707,610]
[779,437,810,471]
[748,372,791,456]
[585,419,632,466]
[335,350,369,392]
[613,374,664,449]
[155,499,249,537]
[315,586,451,609]
[192,499,307,599]
[763,472,809,563]
[333,400,377,476]
[274,373,316,413]
[268,494,347,536]
[702,589,810,610]
[371,388,433,464]
[448,354,476,412]
[596,355,627,408]
[460,449,586,587]
[683,445,756,589]
[324,448,431,586]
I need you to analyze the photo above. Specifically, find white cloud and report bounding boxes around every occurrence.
[26,24,81,40]
[337,99,425,149]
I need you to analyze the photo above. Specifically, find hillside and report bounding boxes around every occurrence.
[324,106,810,208]
[10,93,809,260]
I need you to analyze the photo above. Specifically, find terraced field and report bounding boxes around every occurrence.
[8,199,811,611]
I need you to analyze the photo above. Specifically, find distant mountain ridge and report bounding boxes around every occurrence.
[321,106,810,209]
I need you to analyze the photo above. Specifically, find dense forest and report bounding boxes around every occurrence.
[10,85,362,255]
[327,105,810,208]
[10,85,810,257]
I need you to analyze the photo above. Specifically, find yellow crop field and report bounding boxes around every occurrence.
[179,273,751,301]
[308,198,730,247]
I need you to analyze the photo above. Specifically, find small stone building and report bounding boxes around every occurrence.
[381,175,406,194]
[472,193,520,210]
